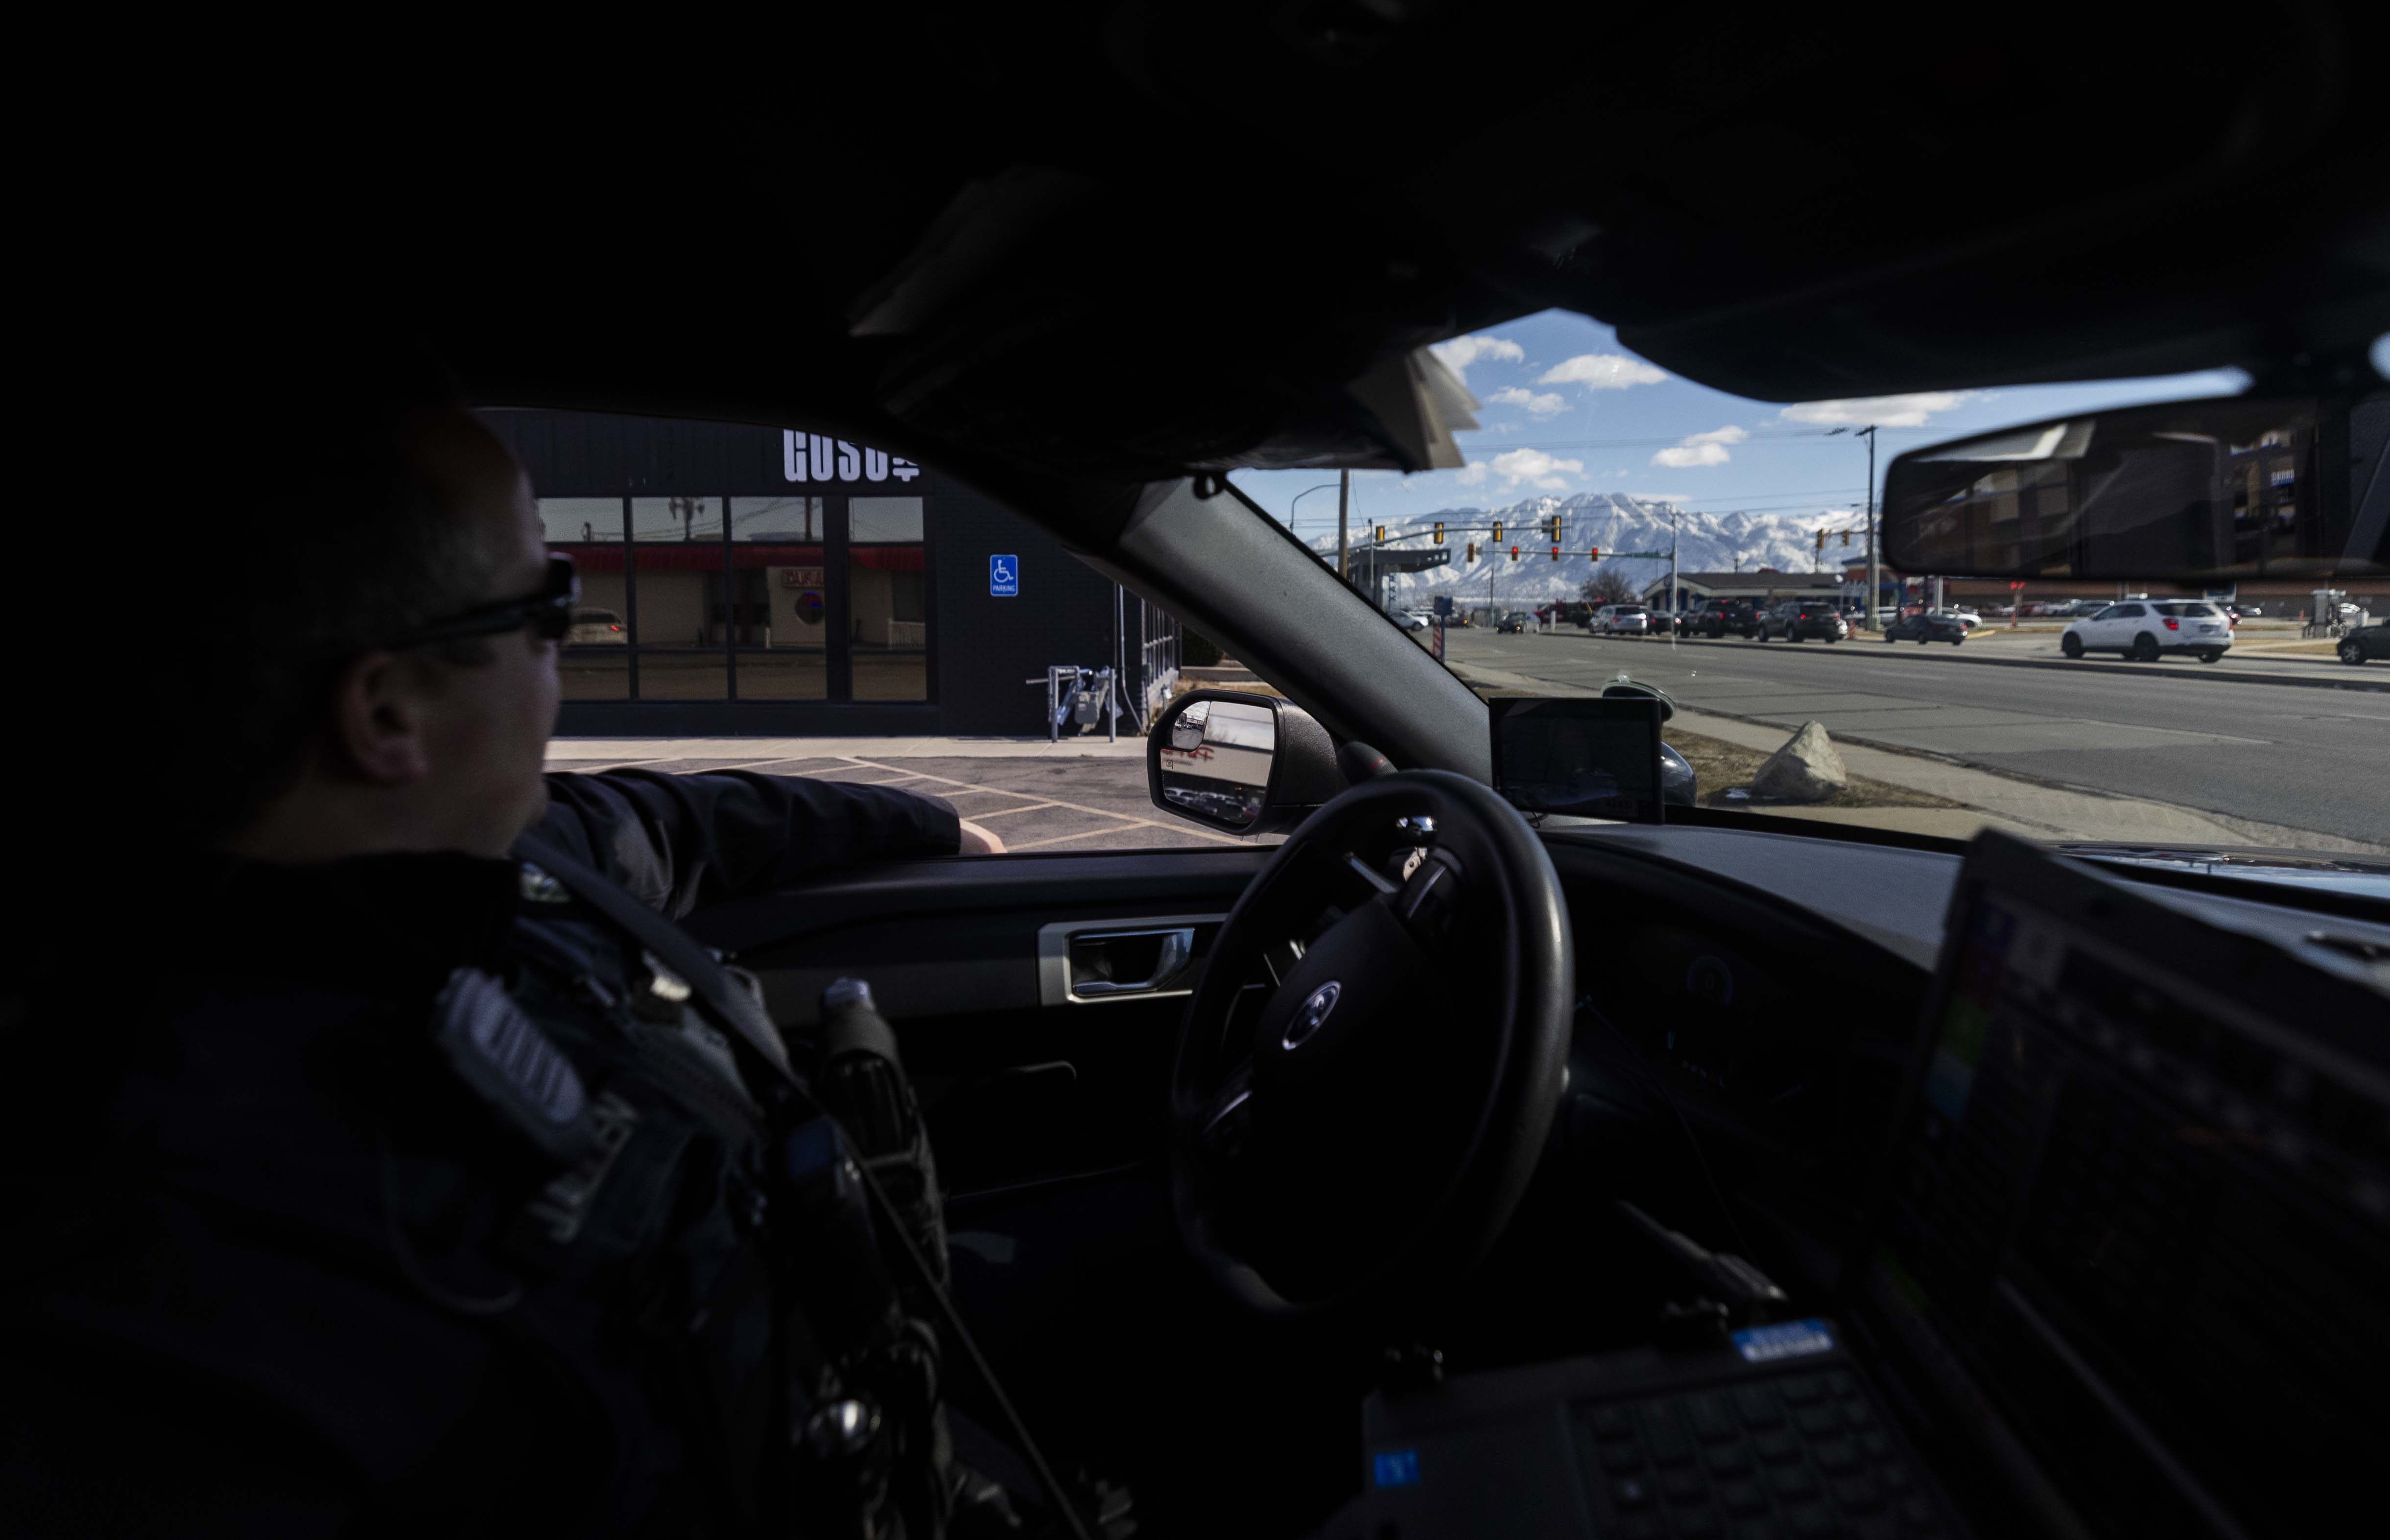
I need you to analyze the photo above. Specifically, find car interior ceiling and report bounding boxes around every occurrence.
[187,5,2389,1532]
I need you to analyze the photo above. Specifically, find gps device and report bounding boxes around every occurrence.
[1488,696,1664,823]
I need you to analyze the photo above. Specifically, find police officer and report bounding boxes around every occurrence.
[0,350,1071,1535]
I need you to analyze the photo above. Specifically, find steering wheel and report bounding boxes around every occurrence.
[1169,770,1574,1320]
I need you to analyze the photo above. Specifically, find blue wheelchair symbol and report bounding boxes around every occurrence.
[990,555,1019,597]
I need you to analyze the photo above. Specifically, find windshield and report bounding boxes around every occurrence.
[1231,311,2390,858]
[516,315,2382,865]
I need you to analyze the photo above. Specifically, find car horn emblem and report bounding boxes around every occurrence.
[1284,981,1342,1049]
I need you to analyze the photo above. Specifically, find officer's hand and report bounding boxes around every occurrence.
[957,819,1007,855]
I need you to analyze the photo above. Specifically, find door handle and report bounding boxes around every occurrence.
[1068,927,1194,998]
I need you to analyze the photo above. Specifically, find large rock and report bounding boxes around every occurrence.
[1750,721,1848,803]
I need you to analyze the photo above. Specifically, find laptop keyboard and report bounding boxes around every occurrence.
[1576,1369,1950,1540]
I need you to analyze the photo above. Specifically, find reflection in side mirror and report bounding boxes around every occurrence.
[1157,697,1277,831]
[1881,392,2387,581]
[1147,690,1345,836]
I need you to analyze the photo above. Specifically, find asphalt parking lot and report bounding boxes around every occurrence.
[546,746,1279,853]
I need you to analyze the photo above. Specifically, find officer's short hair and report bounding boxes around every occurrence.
[165,335,504,846]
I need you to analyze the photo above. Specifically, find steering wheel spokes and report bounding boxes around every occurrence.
[1169,770,1573,1321]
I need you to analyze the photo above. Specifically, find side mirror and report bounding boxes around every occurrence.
[1881,391,2387,581]
[1147,690,1342,836]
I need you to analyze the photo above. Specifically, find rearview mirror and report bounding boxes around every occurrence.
[1881,392,2387,581]
[1147,690,1342,835]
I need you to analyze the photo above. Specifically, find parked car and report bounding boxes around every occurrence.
[1590,602,1652,636]
[1694,597,1761,639]
[568,607,627,644]
[1882,610,1969,644]
[2337,620,2389,664]
[1495,611,1529,634]
[1941,606,1982,629]
[1385,609,1428,632]
[1756,599,1850,643]
[2059,599,2233,662]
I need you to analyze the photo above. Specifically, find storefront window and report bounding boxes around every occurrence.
[850,496,924,543]
[540,496,626,546]
[731,545,829,700]
[732,495,826,541]
[560,647,632,699]
[632,495,724,543]
[850,497,927,702]
[542,498,632,697]
[632,527,728,699]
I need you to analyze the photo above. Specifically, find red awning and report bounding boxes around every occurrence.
[553,544,920,573]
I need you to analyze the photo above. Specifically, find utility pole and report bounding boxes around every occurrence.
[1859,425,1880,630]
[1336,469,1350,584]
[1669,510,1679,616]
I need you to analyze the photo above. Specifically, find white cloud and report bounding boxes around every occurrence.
[1780,392,1973,428]
[1537,353,1668,389]
[1486,386,1569,418]
[1490,448,1584,490]
[1649,424,1748,467]
[1454,461,1489,485]
[1429,333,1525,383]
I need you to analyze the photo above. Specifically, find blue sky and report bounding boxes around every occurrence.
[1232,309,2254,542]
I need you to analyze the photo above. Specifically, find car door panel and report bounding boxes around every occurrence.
[683,849,1268,1192]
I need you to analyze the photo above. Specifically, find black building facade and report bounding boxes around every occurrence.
[479,408,1173,737]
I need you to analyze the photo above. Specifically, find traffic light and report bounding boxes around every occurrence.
[1589,545,1601,561]
[1547,516,1562,541]
[1550,545,1560,561]
[1841,529,1852,546]
[1815,529,1826,552]
[1374,524,1386,544]
[1509,545,1520,561]
[1491,521,1503,542]
[1466,542,1477,562]
[1433,521,1444,545]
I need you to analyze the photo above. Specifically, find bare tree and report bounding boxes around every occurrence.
[1581,563,1637,606]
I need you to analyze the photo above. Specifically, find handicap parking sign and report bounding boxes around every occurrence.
[990,554,1019,597]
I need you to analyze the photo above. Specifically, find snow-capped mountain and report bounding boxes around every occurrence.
[1307,492,1867,607]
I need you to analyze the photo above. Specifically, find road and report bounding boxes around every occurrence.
[1443,626,2390,847]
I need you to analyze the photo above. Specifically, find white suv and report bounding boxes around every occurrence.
[1591,603,1651,636]
[2060,599,2233,663]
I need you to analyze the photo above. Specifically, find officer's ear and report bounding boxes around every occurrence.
[327,649,436,786]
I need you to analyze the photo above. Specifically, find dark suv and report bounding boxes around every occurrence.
[1757,599,1850,643]
[1694,598,1760,639]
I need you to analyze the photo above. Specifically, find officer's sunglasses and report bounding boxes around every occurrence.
[387,553,580,649]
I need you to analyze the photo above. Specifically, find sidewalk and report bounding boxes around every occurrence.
[1446,658,2387,853]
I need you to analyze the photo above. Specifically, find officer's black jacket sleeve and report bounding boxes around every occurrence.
[532,768,962,918]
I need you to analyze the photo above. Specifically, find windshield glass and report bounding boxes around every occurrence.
[1231,311,2389,857]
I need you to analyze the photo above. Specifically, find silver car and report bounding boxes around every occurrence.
[1592,603,1651,636]
[2060,599,2233,662]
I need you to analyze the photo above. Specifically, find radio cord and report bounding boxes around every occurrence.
[842,1131,1097,1540]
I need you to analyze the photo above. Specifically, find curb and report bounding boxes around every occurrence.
[1537,630,2389,693]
